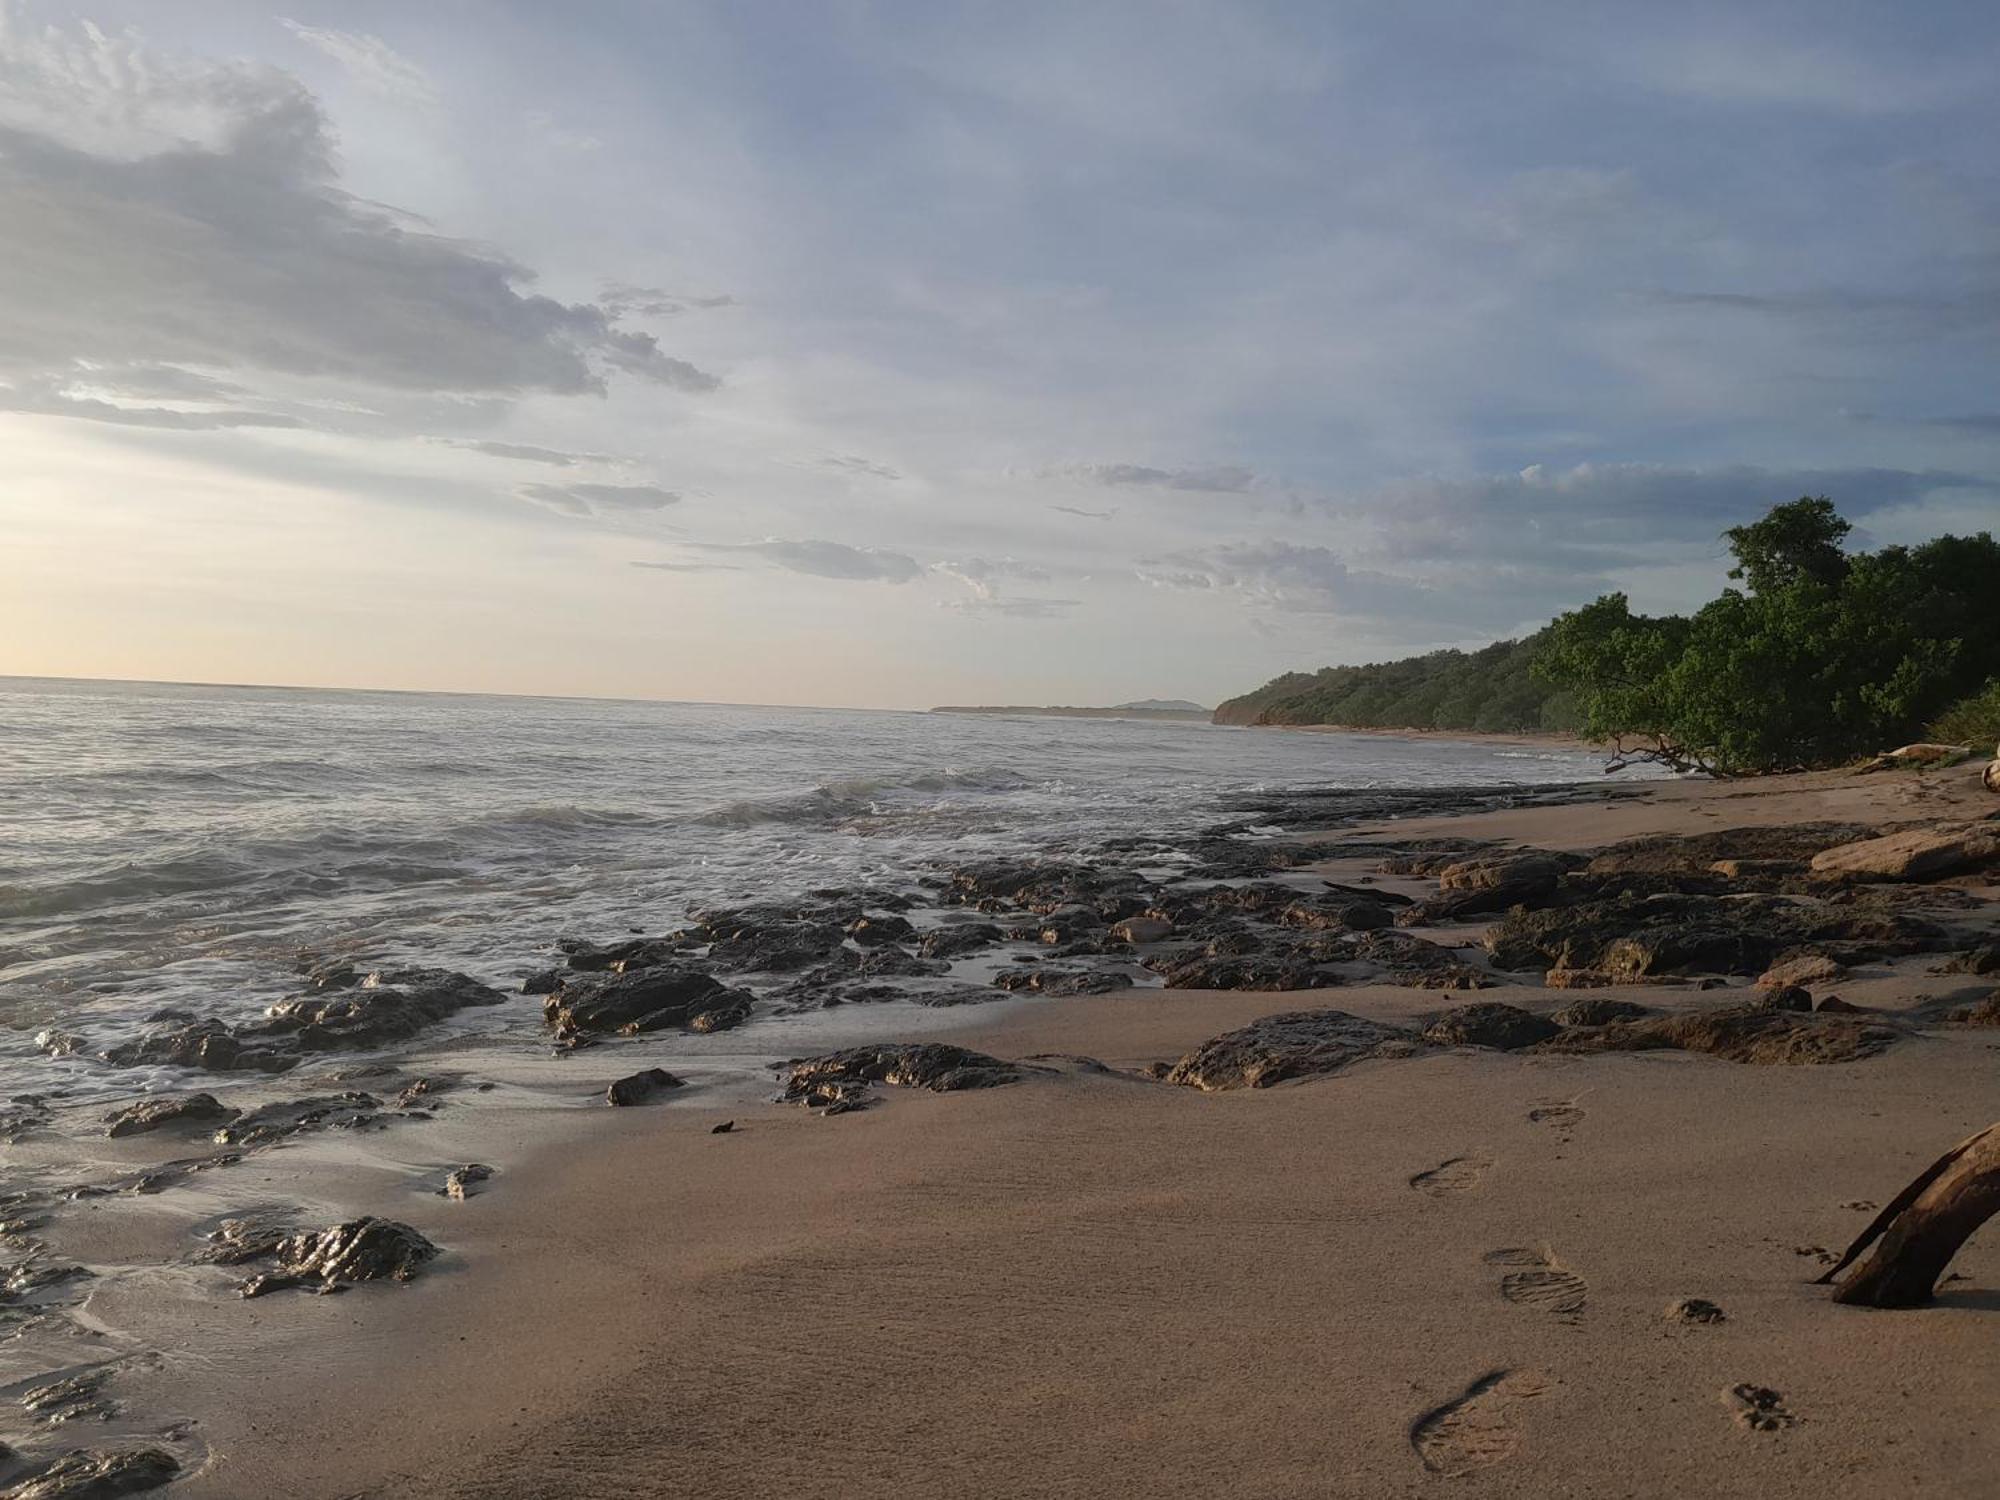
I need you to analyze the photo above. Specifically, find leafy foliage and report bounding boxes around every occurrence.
[1535,498,2000,774]
[1213,634,1581,733]
[1929,679,2000,749]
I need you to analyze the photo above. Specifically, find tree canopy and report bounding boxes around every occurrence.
[1535,498,2000,774]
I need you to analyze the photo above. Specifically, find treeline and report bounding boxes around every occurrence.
[1212,634,1582,733]
[1214,497,2000,774]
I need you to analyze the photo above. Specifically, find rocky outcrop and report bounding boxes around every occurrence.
[213,1093,381,1147]
[1550,997,1650,1027]
[204,1216,440,1298]
[782,1044,1021,1113]
[543,966,754,1044]
[1554,1004,1898,1065]
[1164,1010,1420,1090]
[102,1093,237,1138]
[1,1447,180,1499]
[1421,1002,1561,1050]
[94,968,506,1075]
[1400,851,1576,923]
[1809,821,2000,882]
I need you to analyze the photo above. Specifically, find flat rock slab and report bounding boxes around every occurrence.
[1,1446,180,1498]
[783,1043,1022,1113]
[1556,1004,1899,1065]
[1422,1002,1560,1051]
[1809,822,2000,882]
[1165,1010,1420,1091]
[103,1092,237,1138]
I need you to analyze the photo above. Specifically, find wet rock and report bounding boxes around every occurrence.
[520,968,564,995]
[1164,1009,1419,1090]
[544,966,755,1042]
[197,1216,294,1266]
[1146,950,1339,992]
[212,1092,381,1147]
[102,1093,237,1139]
[845,913,915,946]
[783,1044,1021,1112]
[557,936,687,973]
[1,1446,179,1499]
[1486,893,1942,979]
[1421,1002,1561,1050]
[706,920,848,973]
[2,1259,91,1307]
[990,968,1127,997]
[1755,953,1849,989]
[1551,997,1651,1027]
[100,1017,294,1075]
[606,1068,683,1106]
[33,1031,86,1060]
[1556,1004,1899,1065]
[1758,985,1813,1013]
[1809,821,2000,882]
[1320,880,1414,908]
[441,1164,492,1200]
[916,922,1006,959]
[20,1370,114,1428]
[229,1217,439,1295]
[1111,915,1173,945]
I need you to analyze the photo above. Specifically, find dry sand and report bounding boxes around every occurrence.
[113,765,2000,1497]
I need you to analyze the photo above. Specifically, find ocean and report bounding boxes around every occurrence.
[0,676,1620,1105]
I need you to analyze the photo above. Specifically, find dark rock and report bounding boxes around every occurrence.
[710,1120,736,1134]
[1146,950,1338,991]
[703,917,848,973]
[224,1216,438,1295]
[989,968,1127,996]
[2,1447,179,1499]
[1486,893,1943,979]
[1554,1004,1899,1065]
[1421,1002,1561,1050]
[21,1369,113,1424]
[197,1216,295,1266]
[1587,824,1871,883]
[1348,930,1493,990]
[1933,945,2000,977]
[783,1044,1020,1112]
[212,1092,380,1147]
[1815,995,1863,1013]
[1667,1297,1727,1325]
[1758,985,1813,1013]
[441,1164,492,1200]
[1165,1010,1419,1090]
[1947,994,2000,1027]
[1550,997,1651,1027]
[557,935,687,973]
[544,966,754,1042]
[103,1093,237,1139]
[917,922,1006,959]
[606,1068,683,1106]
[846,913,915,945]
[520,968,564,995]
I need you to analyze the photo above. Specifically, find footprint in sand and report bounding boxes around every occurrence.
[1410,1154,1493,1197]
[1528,1098,1585,1131]
[1484,1247,1588,1319]
[1411,1369,1549,1476]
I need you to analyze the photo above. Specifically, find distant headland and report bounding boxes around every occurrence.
[930,698,1210,721]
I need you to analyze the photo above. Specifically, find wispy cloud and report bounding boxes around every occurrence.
[518,482,681,518]
[1053,463,1256,493]
[279,19,437,108]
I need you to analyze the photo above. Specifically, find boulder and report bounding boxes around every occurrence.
[1146,950,1339,992]
[1110,915,1173,945]
[103,1092,237,1139]
[1758,985,1813,1013]
[544,966,754,1041]
[1555,1004,1898,1065]
[845,913,915,946]
[1421,1002,1562,1050]
[1164,1010,1419,1090]
[1809,822,2000,882]
[261,1216,439,1291]
[606,1068,683,1106]
[917,922,1005,959]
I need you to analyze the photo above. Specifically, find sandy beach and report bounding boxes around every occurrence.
[44,760,1987,1499]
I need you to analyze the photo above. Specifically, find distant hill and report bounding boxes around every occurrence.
[1211,632,1581,733]
[931,700,1210,721]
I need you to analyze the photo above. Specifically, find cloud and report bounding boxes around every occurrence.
[691,539,924,582]
[0,372,304,429]
[1055,463,1256,493]
[1051,504,1118,519]
[629,559,743,573]
[517,482,681,518]
[0,17,719,403]
[599,283,738,319]
[812,454,903,481]
[940,595,1080,618]
[279,20,437,108]
[438,439,621,467]
[931,556,1072,614]
[1925,413,2000,435]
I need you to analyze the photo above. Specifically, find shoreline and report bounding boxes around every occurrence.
[1243,722,1592,751]
[10,762,2000,1497]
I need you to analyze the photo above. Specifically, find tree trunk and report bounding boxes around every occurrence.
[1819,1123,2000,1308]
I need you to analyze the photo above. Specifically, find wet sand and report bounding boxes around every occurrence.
[86,761,1996,1499]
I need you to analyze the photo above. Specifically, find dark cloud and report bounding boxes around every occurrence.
[0,26,719,402]
[518,482,681,518]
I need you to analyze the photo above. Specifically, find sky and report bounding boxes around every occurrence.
[2,1,1996,710]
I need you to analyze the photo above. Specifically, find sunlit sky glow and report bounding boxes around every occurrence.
[3,1,1996,708]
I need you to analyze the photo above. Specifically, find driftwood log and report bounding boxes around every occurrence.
[1818,1123,2000,1307]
